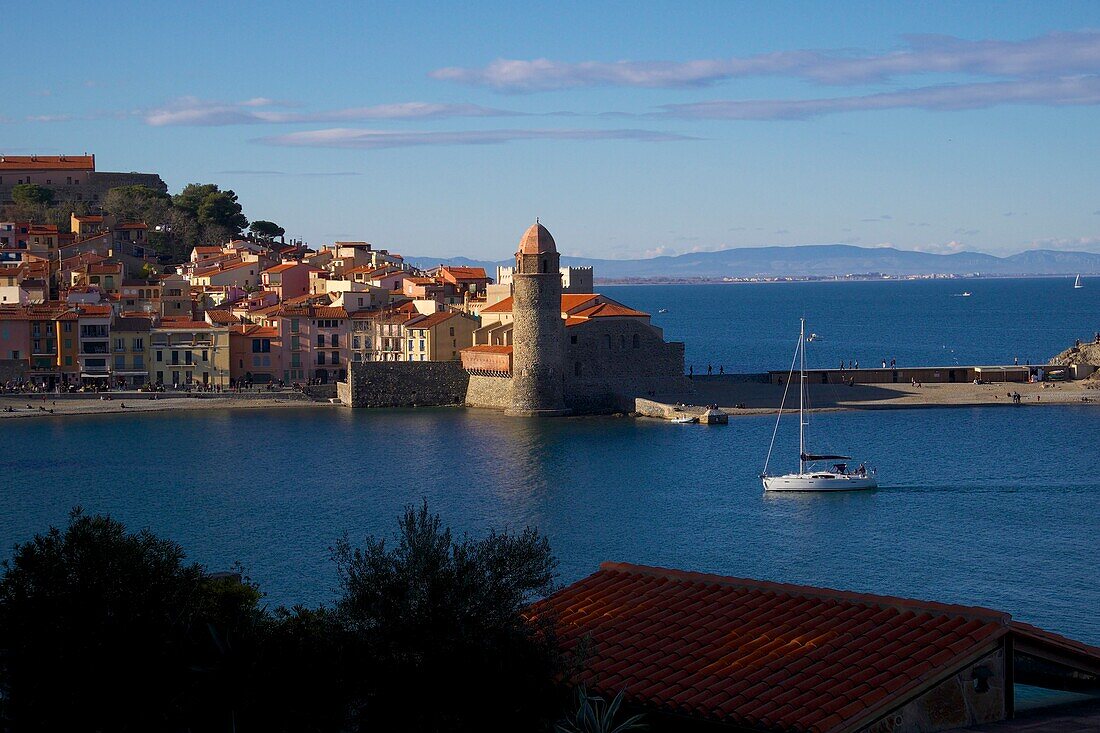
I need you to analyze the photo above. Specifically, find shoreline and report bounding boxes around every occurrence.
[0,393,334,420]
[3,379,1098,421]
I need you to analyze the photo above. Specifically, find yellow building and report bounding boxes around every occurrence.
[151,318,229,387]
[403,311,478,362]
[111,315,152,387]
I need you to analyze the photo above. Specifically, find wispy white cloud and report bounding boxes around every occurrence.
[912,240,969,254]
[145,97,517,126]
[256,127,695,149]
[431,31,1100,91]
[25,114,74,123]
[658,76,1100,120]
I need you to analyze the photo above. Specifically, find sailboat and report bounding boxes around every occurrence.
[1074,274,1083,289]
[761,318,878,492]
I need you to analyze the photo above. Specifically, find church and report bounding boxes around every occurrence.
[460,222,689,415]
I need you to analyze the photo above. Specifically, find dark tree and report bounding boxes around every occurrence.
[172,183,221,216]
[103,184,171,222]
[0,509,265,733]
[332,501,565,732]
[249,219,285,240]
[197,190,248,234]
[10,184,54,208]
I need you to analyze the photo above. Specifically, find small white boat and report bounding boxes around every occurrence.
[961,291,972,297]
[806,332,820,342]
[658,308,669,313]
[671,415,697,424]
[1074,274,1083,289]
[761,318,878,492]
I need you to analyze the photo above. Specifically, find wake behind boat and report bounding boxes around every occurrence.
[760,318,878,492]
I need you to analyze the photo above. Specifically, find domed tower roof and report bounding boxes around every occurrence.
[518,220,556,255]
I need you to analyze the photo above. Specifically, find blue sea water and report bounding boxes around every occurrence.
[2,278,1098,644]
[612,276,1099,372]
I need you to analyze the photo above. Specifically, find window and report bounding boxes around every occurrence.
[449,327,455,337]
[331,334,339,347]
[63,322,73,333]
[114,356,125,370]
[252,339,271,353]
[633,333,640,348]
[10,350,19,360]
[407,340,413,352]
[316,335,324,347]
[201,350,208,361]
[604,334,612,349]
[331,353,340,365]
[352,336,360,349]
[419,339,425,351]
[262,355,270,366]
[290,319,299,333]
[316,353,326,365]
[115,338,125,351]
[133,338,143,350]
[570,334,577,344]
[253,355,261,367]
[156,351,163,362]
[134,355,143,369]
[184,352,192,365]
[65,356,72,366]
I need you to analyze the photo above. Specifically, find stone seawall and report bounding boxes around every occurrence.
[340,361,469,408]
[465,373,512,410]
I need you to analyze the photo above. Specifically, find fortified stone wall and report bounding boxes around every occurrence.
[0,171,167,207]
[465,373,512,409]
[341,361,469,408]
[565,319,690,410]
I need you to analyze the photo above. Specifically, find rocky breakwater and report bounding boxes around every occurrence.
[1049,340,1100,382]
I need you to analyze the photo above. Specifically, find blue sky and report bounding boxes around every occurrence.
[5,1,1100,259]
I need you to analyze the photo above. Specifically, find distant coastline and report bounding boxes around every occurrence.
[593,273,1090,286]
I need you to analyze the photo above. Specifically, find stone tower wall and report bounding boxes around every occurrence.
[508,272,567,414]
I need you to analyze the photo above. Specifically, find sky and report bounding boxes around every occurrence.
[4,1,1100,260]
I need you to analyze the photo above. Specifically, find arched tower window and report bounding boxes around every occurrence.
[604,334,611,349]
[633,333,640,348]
[541,258,547,273]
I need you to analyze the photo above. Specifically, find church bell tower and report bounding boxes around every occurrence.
[506,220,570,416]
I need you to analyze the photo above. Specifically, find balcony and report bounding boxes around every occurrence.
[80,345,109,355]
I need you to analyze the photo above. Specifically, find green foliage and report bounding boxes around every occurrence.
[556,686,646,733]
[10,183,54,208]
[249,219,286,240]
[332,500,565,732]
[103,184,171,222]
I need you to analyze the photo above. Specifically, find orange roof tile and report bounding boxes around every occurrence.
[157,320,211,330]
[313,306,348,319]
[263,262,302,274]
[535,563,1014,733]
[205,310,241,325]
[404,311,456,330]
[461,344,513,354]
[481,293,601,315]
[0,155,94,171]
[571,302,649,318]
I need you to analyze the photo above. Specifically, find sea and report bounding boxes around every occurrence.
[3,277,1099,644]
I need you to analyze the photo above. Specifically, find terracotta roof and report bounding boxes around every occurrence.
[0,155,94,171]
[156,320,211,330]
[405,311,456,330]
[112,316,152,331]
[518,221,556,255]
[535,563,1012,733]
[263,262,302,274]
[193,246,222,254]
[205,310,241,325]
[480,293,601,315]
[571,302,649,319]
[461,344,513,354]
[73,214,105,223]
[69,305,113,317]
[313,306,348,319]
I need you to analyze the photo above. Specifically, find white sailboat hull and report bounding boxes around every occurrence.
[762,472,878,492]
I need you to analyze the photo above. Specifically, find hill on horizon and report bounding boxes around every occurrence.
[403,243,1100,279]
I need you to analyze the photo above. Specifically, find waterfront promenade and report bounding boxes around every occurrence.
[0,390,332,419]
[685,376,1100,415]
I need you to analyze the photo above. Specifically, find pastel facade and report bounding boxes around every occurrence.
[151,319,229,387]
[403,311,478,362]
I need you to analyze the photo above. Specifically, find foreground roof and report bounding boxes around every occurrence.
[0,154,94,170]
[536,563,1029,733]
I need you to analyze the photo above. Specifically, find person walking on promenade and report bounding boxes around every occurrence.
[882,359,887,368]
[707,364,713,375]
[890,358,896,368]
[719,365,724,375]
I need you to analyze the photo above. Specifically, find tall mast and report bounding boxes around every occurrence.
[799,317,805,474]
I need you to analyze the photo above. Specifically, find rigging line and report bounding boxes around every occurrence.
[763,329,801,476]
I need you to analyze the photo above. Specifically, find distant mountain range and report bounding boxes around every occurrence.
[404,244,1100,280]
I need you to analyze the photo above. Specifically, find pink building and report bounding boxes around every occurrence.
[272,304,350,384]
[0,307,31,364]
[261,262,316,301]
